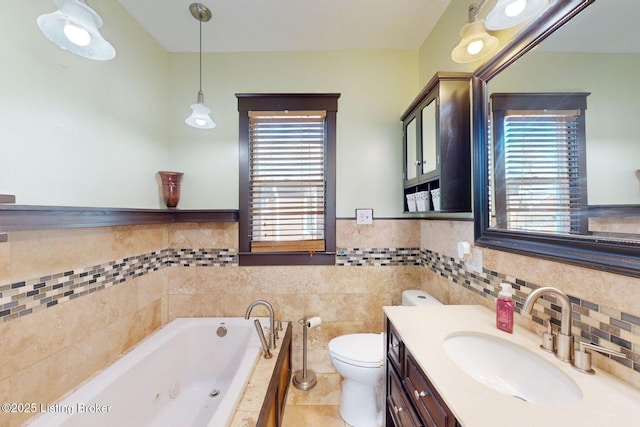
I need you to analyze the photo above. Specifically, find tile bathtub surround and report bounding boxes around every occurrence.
[419,249,640,376]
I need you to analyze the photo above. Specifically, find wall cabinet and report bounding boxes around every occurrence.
[402,72,471,213]
[386,319,460,427]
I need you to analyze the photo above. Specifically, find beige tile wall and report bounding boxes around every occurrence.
[2,217,639,426]
[0,226,167,427]
[166,219,423,375]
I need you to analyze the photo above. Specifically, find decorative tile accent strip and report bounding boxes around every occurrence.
[166,248,237,267]
[419,249,640,374]
[336,247,421,266]
[0,248,238,323]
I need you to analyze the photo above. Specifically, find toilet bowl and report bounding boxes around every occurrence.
[328,290,442,427]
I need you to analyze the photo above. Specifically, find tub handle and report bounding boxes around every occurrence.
[253,319,273,359]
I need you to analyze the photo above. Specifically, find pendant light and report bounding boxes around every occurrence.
[185,3,216,129]
[37,0,115,61]
[485,0,550,31]
[451,3,498,64]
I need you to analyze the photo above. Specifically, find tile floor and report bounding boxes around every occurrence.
[282,373,353,427]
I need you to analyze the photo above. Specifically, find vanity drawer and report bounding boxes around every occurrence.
[387,362,422,427]
[404,353,454,427]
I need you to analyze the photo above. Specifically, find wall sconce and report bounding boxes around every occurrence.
[185,3,216,129]
[37,0,115,61]
[451,0,549,64]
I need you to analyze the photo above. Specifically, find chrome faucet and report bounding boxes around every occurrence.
[522,287,574,363]
[245,300,276,349]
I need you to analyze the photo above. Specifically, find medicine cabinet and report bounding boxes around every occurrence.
[402,72,472,214]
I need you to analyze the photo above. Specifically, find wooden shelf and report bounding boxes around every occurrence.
[0,205,239,233]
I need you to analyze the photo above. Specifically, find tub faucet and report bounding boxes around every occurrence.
[245,300,276,350]
[522,287,574,363]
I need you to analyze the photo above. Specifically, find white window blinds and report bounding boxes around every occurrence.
[248,110,326,253]
[501,109,583,233]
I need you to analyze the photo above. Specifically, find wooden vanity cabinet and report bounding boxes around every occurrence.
[386,319,460,427]
[401,72,471,213]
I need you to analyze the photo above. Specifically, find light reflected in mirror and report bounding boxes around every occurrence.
[486,0,640,242]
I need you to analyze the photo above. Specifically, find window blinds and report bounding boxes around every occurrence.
[248,110,326,253]
[501,109,583,234]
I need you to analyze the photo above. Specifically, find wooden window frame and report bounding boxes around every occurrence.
[237,93,339,266]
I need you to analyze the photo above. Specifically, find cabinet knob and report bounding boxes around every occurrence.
[414,389,427,399]
[394,405,404,414]
[392,343,399,349]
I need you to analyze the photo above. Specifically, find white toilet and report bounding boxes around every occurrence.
[328,290,442,427]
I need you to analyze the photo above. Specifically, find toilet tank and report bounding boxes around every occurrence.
[402,290,442,306]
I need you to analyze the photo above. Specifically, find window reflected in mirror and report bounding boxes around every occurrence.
[485,0,640,243]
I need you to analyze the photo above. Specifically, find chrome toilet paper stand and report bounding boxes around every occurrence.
[292,316,318,391]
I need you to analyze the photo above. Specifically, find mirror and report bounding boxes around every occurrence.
[473,0,640,277]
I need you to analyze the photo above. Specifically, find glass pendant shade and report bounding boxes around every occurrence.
[485,0,550,30]
[185,90,216,129]
[37,0,115,60]
[451,20,498,63]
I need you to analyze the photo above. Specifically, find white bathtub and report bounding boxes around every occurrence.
[28,317,264,427]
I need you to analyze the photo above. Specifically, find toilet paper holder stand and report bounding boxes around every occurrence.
[292,315,320,391]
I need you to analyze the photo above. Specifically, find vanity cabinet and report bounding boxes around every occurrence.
[402,72,471,213]
[386,319,460,427]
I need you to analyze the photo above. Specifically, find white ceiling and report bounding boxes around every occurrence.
[116,0,451,53]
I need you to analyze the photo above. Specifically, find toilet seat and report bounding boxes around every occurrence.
[328,333,383,368]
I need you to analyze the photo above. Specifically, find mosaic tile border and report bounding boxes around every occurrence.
[336,247,421,266]
[167,248,237,267]
[420,249,640,374]
[0,248,236,322]
[2,245,638,376]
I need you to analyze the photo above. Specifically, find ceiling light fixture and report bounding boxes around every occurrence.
[185,3,216,130]
[451,2,498,64]
[485,0,550,31]
[37,0,115,61]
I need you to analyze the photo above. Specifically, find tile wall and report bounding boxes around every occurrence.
[1,218,639,426]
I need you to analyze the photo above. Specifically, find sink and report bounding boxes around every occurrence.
[443,332,582,406]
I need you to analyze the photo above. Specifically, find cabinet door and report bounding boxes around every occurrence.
[387,363,422,427]
[404,116,419,183]
[420,98,438,180]
[404,353,455,427]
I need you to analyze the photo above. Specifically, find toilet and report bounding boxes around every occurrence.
[328,290,442,427]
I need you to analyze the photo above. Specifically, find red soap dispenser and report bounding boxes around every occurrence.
[496,283,514,333]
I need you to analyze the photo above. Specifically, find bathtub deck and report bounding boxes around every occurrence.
[230,328,351,427]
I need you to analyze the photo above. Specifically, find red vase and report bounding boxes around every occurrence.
[158,171,184,208]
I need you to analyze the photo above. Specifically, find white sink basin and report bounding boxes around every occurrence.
[443,332,582,406]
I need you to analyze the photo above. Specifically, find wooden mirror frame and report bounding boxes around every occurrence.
[472,0,640,278]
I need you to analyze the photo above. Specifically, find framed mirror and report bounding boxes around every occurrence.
[473,0,640,277]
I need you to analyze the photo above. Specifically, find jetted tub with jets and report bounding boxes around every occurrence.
[28,317,265,427]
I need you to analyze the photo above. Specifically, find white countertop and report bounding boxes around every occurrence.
[384,305,640,427]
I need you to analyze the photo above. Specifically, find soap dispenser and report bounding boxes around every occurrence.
[496,283,514,333]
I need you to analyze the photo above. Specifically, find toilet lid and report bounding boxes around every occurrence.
[328,333,383,366]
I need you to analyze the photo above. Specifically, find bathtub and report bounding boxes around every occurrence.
[28,317,265,427]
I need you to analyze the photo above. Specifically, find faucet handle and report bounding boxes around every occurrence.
[540,320,556,353]
[574,341,626,374]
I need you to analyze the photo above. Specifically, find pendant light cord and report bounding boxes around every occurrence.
[199,17,203,92]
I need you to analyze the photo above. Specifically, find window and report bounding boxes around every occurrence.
[237,94,339,266]
[491,93,589,234]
